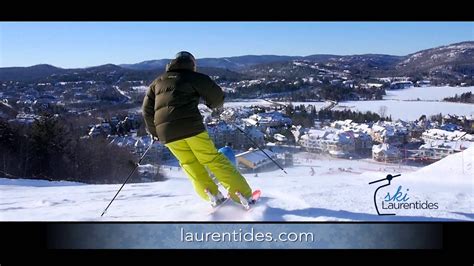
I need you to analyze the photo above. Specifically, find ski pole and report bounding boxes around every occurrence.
[100,139,156,217]
[229,122,288,174]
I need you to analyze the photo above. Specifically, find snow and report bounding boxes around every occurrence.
[220,86,474,121]
[130,85,472,121]
[420,140,472,151]
[114,86,131,100]
[422,129,473,141]
[223,100,272,108]
[1,149,472,221]
[273,133,287,142]
[131,86,148,92]
[1,101,13,109]
[384,86,473,101]
[220,97,473,122]
[333,100,474,121]
[223,100,328,110]
[367,83,384,88]
[372,143,399,155]
[405,146,473,185]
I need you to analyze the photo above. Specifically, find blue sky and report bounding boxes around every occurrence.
[0,22,472,68]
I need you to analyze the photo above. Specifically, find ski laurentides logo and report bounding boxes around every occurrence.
[369,174,439,216]
[369,174,400,215]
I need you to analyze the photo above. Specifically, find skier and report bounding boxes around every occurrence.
[218,142,237,166]
[142,51,253,206]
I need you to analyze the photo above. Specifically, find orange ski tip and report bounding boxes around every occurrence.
[252,190,261,200]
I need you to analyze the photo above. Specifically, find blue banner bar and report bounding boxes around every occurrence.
[48,223,442,249]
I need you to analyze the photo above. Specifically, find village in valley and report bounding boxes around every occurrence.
[1,73,473,181]
[70,86,474,180]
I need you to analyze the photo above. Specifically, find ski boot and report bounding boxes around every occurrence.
[204,189,227,207]
[235,190,261,210]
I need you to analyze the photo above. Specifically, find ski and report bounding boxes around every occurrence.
[247,189,262,211]
[205,188,231,214]
[208,196,231,215]
[251,189,262,204]
[235,189,262,211]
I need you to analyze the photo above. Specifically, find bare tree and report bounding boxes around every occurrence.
[378,105,388,118]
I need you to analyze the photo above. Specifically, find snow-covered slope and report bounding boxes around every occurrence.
[0,151,472,221]
[398,41,474,70]
[406,146,473,184]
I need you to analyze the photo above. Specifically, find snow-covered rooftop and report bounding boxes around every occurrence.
[372,143,400,155]
[236,149,276,165]
[422,129,473,142]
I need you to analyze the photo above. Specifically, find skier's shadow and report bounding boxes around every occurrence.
[451,212,474,220]
[208,197,272,221]
[260,197,465,222]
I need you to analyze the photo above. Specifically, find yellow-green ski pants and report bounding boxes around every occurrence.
[165,131,252,202]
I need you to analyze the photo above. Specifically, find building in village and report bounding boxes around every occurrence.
[219,107,253,122]
[299,120,373,157]
[421,129,473,144]
[206,122,265,150]
[108,134,171,163]
[441,114,474,133]
[408,142,464,164]
[416,80,431,87]
[236,148,281,173]
[370,121,409,145]
[401,128,473,163]
[389,81,413,90]
[372,143,402,162]
[246,111,292,129]
[8,113,41,125]
[299,128,371,158]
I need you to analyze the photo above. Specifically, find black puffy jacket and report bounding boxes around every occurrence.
[142,59,225,144]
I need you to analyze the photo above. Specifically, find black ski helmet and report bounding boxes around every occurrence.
[165,51,197,72]
[174,51,196,71]
[175,51,195,62]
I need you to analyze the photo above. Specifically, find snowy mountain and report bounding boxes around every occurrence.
[0,64,245,84]
[1,41,472,93]
[241,42,474,81]
[399,42,474,69]
[0,64,67,82]
[119,59,171,71]
[397,41,474,78]
[120,55,300,71]
[1,147,471,221]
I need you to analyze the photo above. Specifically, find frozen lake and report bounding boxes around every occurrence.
[129,86,473,121]
[384,86,473,101]
[333,100,474,120]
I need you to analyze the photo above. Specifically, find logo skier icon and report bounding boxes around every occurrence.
[369,174,401,216]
